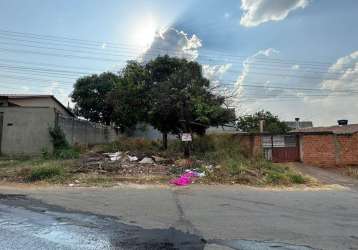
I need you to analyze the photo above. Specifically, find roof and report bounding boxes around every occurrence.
[291,124,358,135]
[0,94,74,117]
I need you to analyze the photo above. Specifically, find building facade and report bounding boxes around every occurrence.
[292,123,358,167]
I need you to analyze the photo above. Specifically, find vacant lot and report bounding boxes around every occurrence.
[0,135,313,187]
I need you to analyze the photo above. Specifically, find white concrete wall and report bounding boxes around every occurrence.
[0,107,55,155]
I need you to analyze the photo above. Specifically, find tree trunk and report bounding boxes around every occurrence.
[162,132,168,150]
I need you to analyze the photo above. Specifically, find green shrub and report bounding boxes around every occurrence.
[289,174,306,184]
[41,148,51,159]
[26,163,64,182]
[265,172,289,185]
[54,147,80,160]
[48,125,80,159]
[49,125,69,150]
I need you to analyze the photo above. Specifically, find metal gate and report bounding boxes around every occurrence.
[262,135,299,163]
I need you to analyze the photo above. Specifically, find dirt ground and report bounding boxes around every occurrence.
[290,162,358,190]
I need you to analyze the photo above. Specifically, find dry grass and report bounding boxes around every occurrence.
[345,167,358,179]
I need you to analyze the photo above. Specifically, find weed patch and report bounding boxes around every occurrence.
[191,135,307,186]
[25,163,65,182]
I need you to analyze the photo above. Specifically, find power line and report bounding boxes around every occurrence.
[1,46,356,84]
[0,28,347,68]
[0,35,345,71]
[1,64,358,96]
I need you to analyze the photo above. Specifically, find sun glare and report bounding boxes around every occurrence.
[131,15,157,50]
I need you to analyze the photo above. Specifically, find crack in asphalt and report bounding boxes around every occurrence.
[171,189,202,236]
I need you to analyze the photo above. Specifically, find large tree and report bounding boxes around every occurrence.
[71,56,236,150]
[107,61,149,132]
[145,56,236,149]
[71,72,118,125]
[237,110,289,134]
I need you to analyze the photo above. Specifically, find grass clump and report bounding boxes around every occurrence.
[53,147,80,160]
[25,162,65,182]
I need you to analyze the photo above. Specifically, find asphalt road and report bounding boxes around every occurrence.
[0,184,357,250]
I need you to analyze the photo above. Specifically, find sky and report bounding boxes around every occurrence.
[0,0,358,126]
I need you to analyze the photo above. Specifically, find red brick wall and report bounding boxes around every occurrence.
[234,135,262,158]
[302,133,358,167]
[302,135,337,167]
[336,134,358,166]
[252,135,262,157]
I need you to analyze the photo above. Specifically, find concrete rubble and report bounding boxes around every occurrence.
[74,151,217,183]
[138,157,154,164]
[75,151,172,177]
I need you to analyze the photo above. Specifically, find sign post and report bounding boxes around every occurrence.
[181,133,192,158]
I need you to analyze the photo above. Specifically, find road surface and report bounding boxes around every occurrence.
[0,184,357,249]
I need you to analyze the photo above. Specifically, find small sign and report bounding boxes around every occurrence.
[181,133,192,142]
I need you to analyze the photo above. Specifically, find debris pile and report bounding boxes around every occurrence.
[74,151,171,177]
[72,151,214,185]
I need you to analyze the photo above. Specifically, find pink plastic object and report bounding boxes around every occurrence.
[169,176,192,186]
[169,171,198,186]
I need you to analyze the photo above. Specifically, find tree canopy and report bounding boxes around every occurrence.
[71,55,236,147]
[108,61,149,132]
[71,72,118,125]
[145,56,236,147]
[237,110,289,134]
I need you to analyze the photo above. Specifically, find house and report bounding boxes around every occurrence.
[0,94,118,155]
[0,94,74,117]
[233,132,300,163]
[291,120,358,167]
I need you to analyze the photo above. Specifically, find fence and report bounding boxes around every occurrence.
[57,114,119,145]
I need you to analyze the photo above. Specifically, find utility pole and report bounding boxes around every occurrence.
[180,92,191,158]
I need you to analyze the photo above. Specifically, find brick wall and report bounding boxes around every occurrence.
[252,135,262,157]
[302,135,337,167]
[302,133,358,167]
[234,134,262,158]
[336,134,358,166]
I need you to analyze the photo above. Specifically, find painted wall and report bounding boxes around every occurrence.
[0,107,119,155]
[0,107,55,155]
[57,115,119,145]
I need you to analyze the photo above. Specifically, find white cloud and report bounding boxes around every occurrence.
[236,48,282,96]
[233,49,358,126]
[140,28,202,62]
[240,0,310,27]
[202,64,232,86]
[300,50,358,124]
[101,43,107,49]
[291,64,300,70]
[321,51,358,91]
